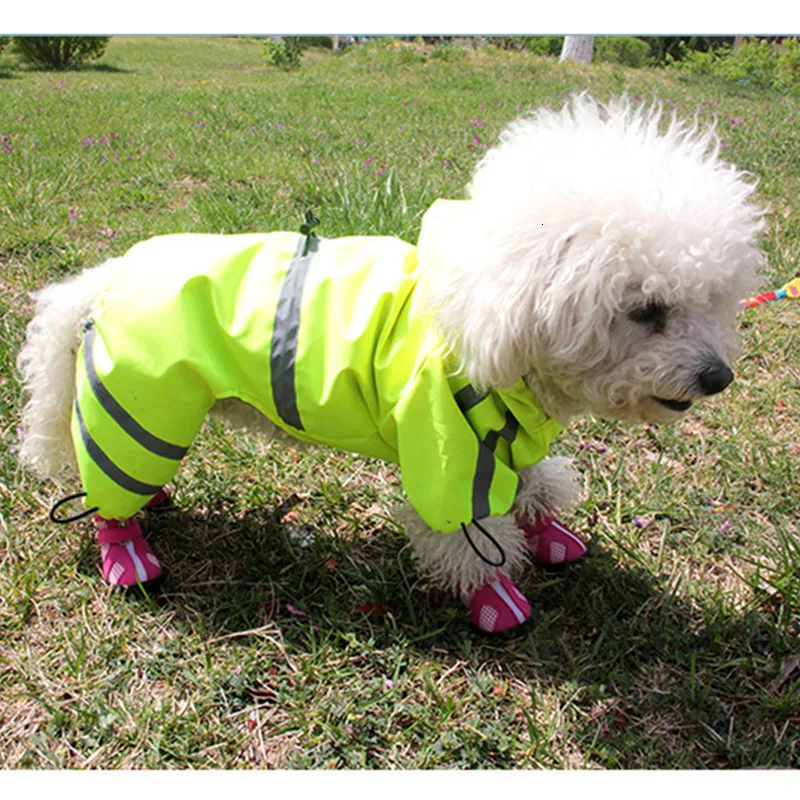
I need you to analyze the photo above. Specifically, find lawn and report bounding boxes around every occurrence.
[1,36,799,769]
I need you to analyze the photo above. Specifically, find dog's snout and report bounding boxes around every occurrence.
[697,362,734,396]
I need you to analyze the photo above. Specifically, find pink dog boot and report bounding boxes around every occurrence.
[519,514,588,566]
[95,516,164,591]
[464,574,532,633]
[145,486,171,511]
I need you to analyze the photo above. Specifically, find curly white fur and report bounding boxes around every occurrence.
[16,94,765,598]
[425,94,763,424]
[17,258,124,478]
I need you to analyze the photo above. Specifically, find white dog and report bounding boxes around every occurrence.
[17,95,764,633]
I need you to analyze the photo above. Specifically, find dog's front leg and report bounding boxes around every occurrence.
[398,504,528,595]
[398,505,533,633]
[513,456,589,569]
[513,456,582,520]
[398,456,588,633]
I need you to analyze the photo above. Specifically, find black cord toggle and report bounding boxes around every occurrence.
[461,519,507,568]
[299,209,320,256]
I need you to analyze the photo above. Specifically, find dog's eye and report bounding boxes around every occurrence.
[628,301,668,333]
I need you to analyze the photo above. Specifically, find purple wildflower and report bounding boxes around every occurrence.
[285,603,307,619]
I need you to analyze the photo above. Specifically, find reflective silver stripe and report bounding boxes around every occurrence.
[83,325,188,460]
[472,443,496,520]
[471,410,520,521]
[270,234,319,430]
[454,384,489,414]
[490,579,528,624]
[73,398,164,496]
[125,540,149,582]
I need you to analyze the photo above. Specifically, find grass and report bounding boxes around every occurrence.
[1,36,800,769]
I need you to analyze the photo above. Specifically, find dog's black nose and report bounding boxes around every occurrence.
[698,362,734,396]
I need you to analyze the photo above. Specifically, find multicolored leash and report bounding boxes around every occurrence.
[739,277,800,310]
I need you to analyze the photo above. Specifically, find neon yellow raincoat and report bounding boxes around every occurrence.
[72,200,562,531]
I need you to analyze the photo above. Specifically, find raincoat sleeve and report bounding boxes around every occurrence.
[393,363,521,534]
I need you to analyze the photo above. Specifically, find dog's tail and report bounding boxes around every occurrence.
[17,259,124,479]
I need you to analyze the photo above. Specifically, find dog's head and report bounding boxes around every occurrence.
[426,94,765,425]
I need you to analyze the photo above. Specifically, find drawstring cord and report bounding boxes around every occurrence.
[461,519,507,568]
[49,492,98,525]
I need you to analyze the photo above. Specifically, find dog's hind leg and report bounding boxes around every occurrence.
[18,259,170,593]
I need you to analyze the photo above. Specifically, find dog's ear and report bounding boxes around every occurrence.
[426,217,618,390]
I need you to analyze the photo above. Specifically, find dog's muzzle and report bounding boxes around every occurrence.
[654,361,734,413]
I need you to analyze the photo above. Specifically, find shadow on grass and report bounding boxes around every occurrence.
[12,62,133,74]
[77,62,133,74]
[75,497,800,768]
